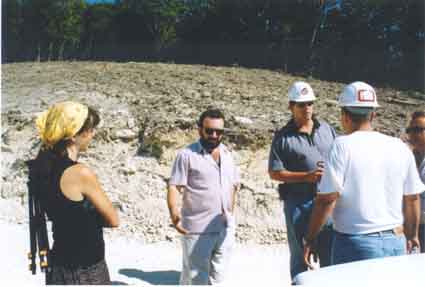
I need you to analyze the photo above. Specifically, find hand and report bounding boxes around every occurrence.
[406,236,420,253]
[303,243,318,270]
[170,212,188,235]
[305,167,324,183]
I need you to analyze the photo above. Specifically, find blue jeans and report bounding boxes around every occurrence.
[332,230,406,265]
[283,194,334,279]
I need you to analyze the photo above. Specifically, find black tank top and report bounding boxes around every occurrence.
[47,157,105,267]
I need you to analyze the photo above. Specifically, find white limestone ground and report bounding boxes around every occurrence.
[1,221,291,285]
[4,61,421,246]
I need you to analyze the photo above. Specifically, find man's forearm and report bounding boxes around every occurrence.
[269,170,309,183]
[305,193,337,242]
[167,185,180,216]
[403,194,420,239]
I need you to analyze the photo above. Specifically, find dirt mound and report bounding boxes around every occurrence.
[2,62,424,244]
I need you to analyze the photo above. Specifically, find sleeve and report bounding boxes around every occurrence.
[420,164,425,201]
[403,148,425,195]
[318,140,346,195]
[268,134,287,172]
[329,123,338,139]
[169,151,189,186]
[419,162,425,185]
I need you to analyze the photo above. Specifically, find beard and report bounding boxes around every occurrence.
[200,137,221,152]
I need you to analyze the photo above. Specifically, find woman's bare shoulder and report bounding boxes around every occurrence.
[60,163,97,201]
[66,163,97,179]
[61,163,99,190]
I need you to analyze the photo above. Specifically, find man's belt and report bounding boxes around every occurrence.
[336,226,404,237]
[365,226,404,236]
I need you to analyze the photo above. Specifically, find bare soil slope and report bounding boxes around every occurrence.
[2,61,424,244]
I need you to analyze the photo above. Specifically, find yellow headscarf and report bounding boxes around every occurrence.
[36,101,89,148]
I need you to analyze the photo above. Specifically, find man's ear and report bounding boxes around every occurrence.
[369,111,376,122]
[340,110,349,128]
[288,102,294,112]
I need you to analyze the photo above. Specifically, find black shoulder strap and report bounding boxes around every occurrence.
[27,160,50,275]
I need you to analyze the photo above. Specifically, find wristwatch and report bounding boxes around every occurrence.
[302,236,315,247]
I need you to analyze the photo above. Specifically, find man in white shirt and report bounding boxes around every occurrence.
[302,82,425,267]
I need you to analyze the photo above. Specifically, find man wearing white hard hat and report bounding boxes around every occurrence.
[303,82,425,268]
[268,81,337,281]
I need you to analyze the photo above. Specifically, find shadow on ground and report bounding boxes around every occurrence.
[119,268,180,285]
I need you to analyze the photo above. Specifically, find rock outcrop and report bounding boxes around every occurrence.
[2,62,424,244]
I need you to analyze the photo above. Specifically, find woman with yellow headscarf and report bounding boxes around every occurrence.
[27,101,119,285]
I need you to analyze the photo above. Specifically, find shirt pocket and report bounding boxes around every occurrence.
[188,165,210,189]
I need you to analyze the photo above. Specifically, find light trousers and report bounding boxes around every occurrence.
[180,227,235,285]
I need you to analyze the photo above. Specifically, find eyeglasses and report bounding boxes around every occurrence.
[295,102,314,108]
[406,126,425,134]
[204,128,224,136]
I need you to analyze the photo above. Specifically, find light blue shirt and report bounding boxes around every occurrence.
[169,141,240,233]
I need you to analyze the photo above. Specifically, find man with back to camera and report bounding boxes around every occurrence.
[303,82,425,268]
[167,108,240,285]
[268,81,337,281]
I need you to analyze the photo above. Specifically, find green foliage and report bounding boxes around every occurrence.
[3,0,23,42]
[83,3,117,44]
[46,0,86,46]
[6,0,423,54]
[2,0,424,90]
[2,0,23,60]
[139,134,174,159]
[16,0,85,59]
[119,0,187,46]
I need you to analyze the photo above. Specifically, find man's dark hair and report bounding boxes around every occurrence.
[198,109,225,127]
[411,111,425,121]
[342,107,373,125]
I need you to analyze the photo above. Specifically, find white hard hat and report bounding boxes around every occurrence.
[288,81,316,102]
[339,82,379,108]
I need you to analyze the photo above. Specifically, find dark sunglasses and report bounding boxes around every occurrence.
[204,128,224,136]
[406,126,425,134]
[295,102,314,108]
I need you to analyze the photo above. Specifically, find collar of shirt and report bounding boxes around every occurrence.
[286,117,321,134]
[195,140,225,155]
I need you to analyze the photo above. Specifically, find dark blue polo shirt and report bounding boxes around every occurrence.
[268,118,337,200]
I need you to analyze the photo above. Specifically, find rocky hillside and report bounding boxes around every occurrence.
[2,62,424,244]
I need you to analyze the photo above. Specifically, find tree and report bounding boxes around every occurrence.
[2,0,24,61]
[21,0,52,60]
[82,3,117,58]
[45,0,86,60]
[119,0,187,50]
